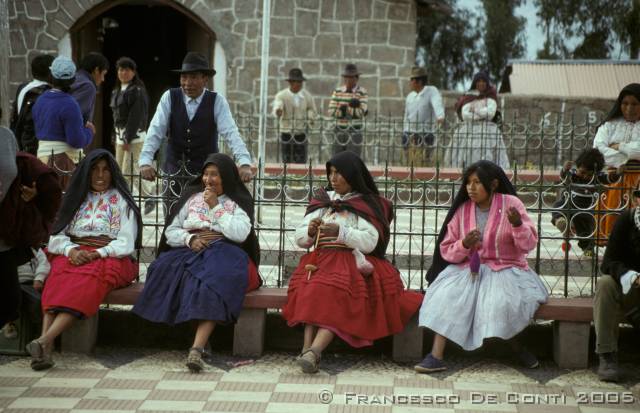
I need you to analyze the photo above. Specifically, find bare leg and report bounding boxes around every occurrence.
[431,334,447,360]
[41,312,55,337]
[192,321,216,349]
[39,312,75,347]
[309,328,335,355]
[303,324,318,352]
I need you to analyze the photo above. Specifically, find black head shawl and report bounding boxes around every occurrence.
[157,153,261,265]
[306,151,393,258]
[51,149,143,249]
[601,83,640,125]
[426,160,516,284]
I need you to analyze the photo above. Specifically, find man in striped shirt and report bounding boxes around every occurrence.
[328,64,368,158]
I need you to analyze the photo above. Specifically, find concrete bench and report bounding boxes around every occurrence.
[62,286,593,369]
[61,284,423,361]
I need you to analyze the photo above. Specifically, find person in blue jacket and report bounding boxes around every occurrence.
[32,56,93,189]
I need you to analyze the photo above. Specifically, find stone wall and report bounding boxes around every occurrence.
[7,0,417,115]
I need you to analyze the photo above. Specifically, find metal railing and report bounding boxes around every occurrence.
[44,155,635,299]
[229,110,601,170]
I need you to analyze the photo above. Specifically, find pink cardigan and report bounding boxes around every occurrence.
[440,193,537,271]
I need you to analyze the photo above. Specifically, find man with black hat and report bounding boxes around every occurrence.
[402,66,444,166]
[139,52,253,183]
[272,68,317,163]
[328,63,368,158]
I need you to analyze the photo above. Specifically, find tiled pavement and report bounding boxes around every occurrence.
[0,351,639,413]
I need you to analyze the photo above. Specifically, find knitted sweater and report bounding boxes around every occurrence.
[32,90,93,149]
[440,193,537,271]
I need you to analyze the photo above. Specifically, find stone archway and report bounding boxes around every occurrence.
[7,0,239,142]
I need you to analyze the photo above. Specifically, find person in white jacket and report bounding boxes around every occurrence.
[593,83,640,243]
[446,72,510,169]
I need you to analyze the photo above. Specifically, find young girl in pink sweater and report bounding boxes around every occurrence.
[415,160,548,373]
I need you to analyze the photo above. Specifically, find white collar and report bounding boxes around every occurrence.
[183,89,207,105]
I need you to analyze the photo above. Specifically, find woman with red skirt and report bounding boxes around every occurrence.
[27,149,142,370]
[282,150,423,373]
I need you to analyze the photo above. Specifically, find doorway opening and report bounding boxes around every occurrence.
[70,1,215,153]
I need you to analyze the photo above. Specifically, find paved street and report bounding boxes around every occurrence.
[1,349,639,413]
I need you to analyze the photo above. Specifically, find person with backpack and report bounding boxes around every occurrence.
[10,55,54,155]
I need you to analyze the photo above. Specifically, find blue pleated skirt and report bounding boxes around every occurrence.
[133,240,249,325]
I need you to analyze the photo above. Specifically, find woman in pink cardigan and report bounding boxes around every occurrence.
[415,160,548,373]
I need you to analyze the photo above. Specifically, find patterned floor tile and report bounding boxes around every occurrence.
[265,402,329,413]
[335,376,395,387]
[7,397,80,409]
[4,409,71,413]
[453,402,517,412]
[44,370,108,379]
[137,400,205,411]
[515,405,580,413]
[0,377,40,387]
[146,389,211,401]
[73,398,143,410]
[393,378,454,389]
[0,397,15,408]
[0,388,27,398]
[329,405,393,412]
[155,380,218,391]
[454,383,513,393]
[94,378,159,390]
[274,383,335,394]
[83,388,151,400]
[32,378,100,388]
[207,391,273,403]
[202,400,268,412]
[219,373,281,383]
[162,371,223,381]
[279,374,336,385]
[215,382,276,392]
[21,387,89,398]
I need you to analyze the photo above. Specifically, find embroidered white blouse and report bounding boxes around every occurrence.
[165,193,251,247]
[295,191,379,254]
[48,188,138,258]
[593,118,640,168]
[461,98,497,122]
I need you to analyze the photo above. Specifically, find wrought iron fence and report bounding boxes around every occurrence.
[61,157,631,299]
[229,110,600,170]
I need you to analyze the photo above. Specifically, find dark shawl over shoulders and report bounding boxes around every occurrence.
[0,152,62,247]
[157,153,261,267]
[51,149,143,249]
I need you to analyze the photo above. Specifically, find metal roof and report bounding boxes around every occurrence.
[503,60,640,99]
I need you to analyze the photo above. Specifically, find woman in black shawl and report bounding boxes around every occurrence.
[133,153,261,373]
[28,149,142,370]
[282,151,423,374]
[415,160,547,373]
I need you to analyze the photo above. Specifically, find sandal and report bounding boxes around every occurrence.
[185,347,208,373]
[26,339,44,359]
[27,339,54,371]
[296,349,320,374]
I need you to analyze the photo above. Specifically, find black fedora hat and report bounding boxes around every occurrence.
[285,68,306,82]
[172,52,216,76]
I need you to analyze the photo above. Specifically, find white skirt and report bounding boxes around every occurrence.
[418,263,548,351]
[445,121,510,169]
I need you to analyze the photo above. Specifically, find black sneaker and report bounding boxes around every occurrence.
[414,354,447,373]
[515,348,539,369]
[597,352,619,382]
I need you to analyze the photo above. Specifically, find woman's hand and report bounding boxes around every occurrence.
[20,182,37,202]
[307,218,323,237]
[203,187,218,208]
[507,207,523,227]
[33,280,44,292]
[189,236,209,252]
[609,143,620,151]
[462,229,481,249]
[69,248,93,266]
[320,222,340,238]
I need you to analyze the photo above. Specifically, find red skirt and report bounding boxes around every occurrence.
[42,246,138,317]
[282,249,423,346]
